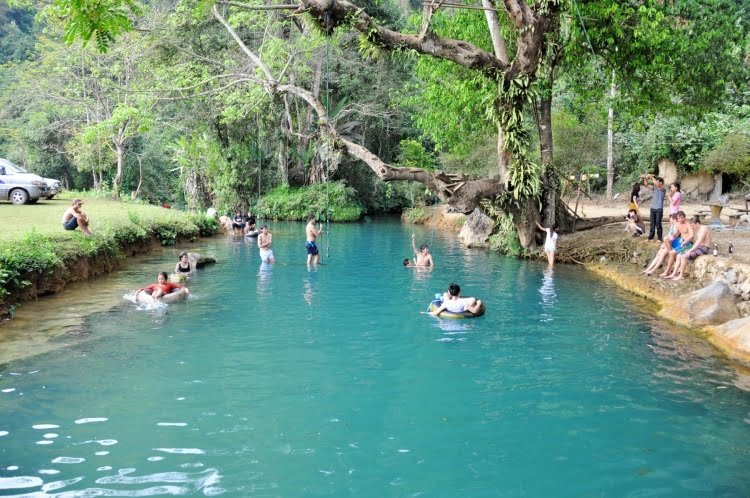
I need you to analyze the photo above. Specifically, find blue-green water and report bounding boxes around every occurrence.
[1,219,749,497]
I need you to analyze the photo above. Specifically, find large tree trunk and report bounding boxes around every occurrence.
[537,86,557,228]
[113,137,124,198]
[606,69,616,199]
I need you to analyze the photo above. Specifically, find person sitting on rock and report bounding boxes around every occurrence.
[659,211,694,278]
[643,213,679,275]
[664,215,712,281]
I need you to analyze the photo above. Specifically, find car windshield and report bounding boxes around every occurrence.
[0,159,28,174]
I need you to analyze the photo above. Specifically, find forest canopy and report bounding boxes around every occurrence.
[0,0,747,242]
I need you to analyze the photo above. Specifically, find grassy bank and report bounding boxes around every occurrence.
[0,195,218,317]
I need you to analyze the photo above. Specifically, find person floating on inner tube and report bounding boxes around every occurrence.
[138,271,189,301]
[430,283,482,316]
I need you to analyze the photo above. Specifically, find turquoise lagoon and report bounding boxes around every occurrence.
[0,219,749,496]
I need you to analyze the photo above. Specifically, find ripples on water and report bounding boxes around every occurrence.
[1,221,749,496]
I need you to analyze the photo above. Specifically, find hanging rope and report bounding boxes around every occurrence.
[324,40,331,259]
[257,113,262,202]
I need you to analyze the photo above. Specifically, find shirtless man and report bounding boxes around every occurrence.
[61,198,91,236]
[258,225,275,262]
[305,216,324,266]
[411,233,434,267]
[665,215,712,281]
[659,211,694,278]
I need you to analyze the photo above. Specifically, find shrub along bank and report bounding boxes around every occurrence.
[254,182,365,222]
[0,196,219,320]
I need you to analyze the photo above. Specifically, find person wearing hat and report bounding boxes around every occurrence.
[61,198,91,236]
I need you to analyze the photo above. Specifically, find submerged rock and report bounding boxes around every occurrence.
[705,317,750,366]
[187,253,216,268]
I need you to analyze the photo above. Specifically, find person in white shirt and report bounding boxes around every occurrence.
[536,221,558,269]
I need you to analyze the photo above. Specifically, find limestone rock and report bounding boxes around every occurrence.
[458,208,495,248]
[705,316,750,366]
[661,281,739,327]
[187,252,216,268]
[657,158,678,186]
[680,172,715,197]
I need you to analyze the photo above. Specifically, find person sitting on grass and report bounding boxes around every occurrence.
[626,209,645,237]
[663,215,712,281]
[61,198,91,236]
[430,283,483,316]
[138,272,189,301]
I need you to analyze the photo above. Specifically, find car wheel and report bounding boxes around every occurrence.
[46,195,55,200]
[9,189,30,205]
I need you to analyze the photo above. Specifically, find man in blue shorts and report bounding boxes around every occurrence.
[61,198,91,236]
[305,215,324,266]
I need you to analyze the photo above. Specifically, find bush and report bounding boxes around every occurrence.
[488,213,526,257]
[255,181,365,221]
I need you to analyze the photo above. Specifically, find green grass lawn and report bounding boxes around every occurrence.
[0,194,196,243]
[0,193,218,310]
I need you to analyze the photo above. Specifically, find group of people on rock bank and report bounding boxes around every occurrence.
[628,174,713,280]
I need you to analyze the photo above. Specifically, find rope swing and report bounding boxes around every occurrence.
[324,38,332,260]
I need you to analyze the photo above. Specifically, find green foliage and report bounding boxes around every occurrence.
[703,132,750,176]
[402,206,429,224]
[255,182,364,222]
[617,110,741,174]
[402,10,496,157]
[396,139,435,170]
[186,213,220,237]
[54,0,141,52]
[0,228,62,300]
[487,213,525,258]
[551,109,607,179]
[489,77,542,200]
[0,2,37,63]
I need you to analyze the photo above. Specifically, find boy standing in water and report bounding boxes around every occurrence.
[305,216,324,266]
[411,233,434,267]
[258,225,275,263]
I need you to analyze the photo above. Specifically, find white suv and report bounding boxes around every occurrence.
[0,158,52,204]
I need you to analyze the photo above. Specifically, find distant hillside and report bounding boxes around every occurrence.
[0,0,37,63]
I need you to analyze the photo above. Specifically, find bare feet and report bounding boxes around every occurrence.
[672,275,684,281]
[658,271,669,278]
